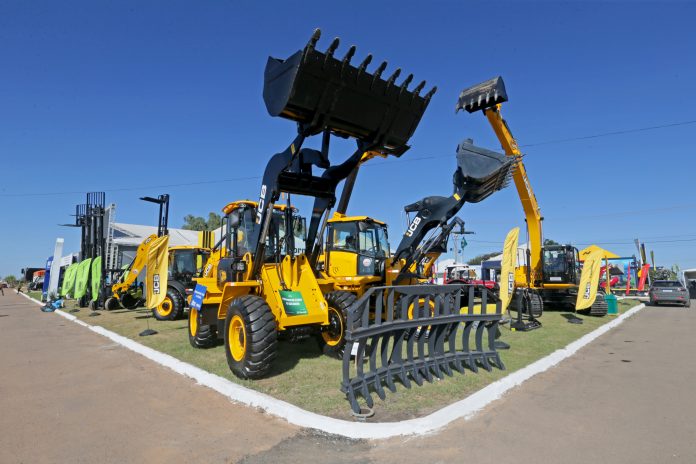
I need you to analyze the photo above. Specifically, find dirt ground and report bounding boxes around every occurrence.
[2,292,695,463]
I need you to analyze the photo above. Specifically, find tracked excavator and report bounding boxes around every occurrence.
[457,76,607,317]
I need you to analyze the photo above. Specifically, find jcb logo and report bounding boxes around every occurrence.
[583,282,591,300]
[256,185,267,224]
[508,272,514,294]
[204,262,213,277]
[404,216,422,237]
[153,274,160,295]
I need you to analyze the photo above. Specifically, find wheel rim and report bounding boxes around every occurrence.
[156,297,173,317]
[407,299,435,319]
[322,307,344,347]
[189,308,198,337]
[228,315,246,361]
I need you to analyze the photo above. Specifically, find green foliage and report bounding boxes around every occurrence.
[467,252,500,265]
[4,275,17,285]
[543,238,560,246]
[182,212,222,231]
[649,267,676,281]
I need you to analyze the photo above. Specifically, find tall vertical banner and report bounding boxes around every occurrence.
[42,256,53,297]
[499,227,520,312]
[637,264,650,291]
[576,250,602,310]
[47,238,64,296]
[145,235,170,309]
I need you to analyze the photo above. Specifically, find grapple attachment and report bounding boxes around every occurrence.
[341,284,505,415]
[263,29,436,155]
[455,76,508,114]
[456,138,517,203]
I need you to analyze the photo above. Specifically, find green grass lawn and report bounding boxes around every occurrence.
[43,295,639,421]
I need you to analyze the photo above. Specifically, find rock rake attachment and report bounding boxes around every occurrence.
[341,284,505,414]
[263,28,436,155]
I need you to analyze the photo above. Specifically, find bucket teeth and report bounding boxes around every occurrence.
[342,45,356,66]
[357,54,372,76]
[263,29,436,154]
[385,68,401,88]
[455,76,508,114]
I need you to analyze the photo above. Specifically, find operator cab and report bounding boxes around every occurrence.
[325,216,390,277]
[541,245,580,285]
[217,201,306,285]
[168,247,211,286]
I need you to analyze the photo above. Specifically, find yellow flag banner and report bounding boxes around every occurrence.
[499,227,520,312]
[145,235,170,309]
[575,250,603,310]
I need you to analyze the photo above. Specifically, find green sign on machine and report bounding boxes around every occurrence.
[279,290,308,316]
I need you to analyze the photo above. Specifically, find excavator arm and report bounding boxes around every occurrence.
[456,76,543,285]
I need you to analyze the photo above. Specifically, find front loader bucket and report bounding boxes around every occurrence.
[263,29,436,155]
[456,138,517,203]
[455,76,508,114]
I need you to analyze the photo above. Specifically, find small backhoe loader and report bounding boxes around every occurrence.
[105,194,211,320]
[456,76,607,317]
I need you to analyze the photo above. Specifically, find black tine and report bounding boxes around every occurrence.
[413,80,426,96]
[342,45,356,66]
[357,54,372,76]
[424,86,438,102]
[326,37,340,57]
[399,74,413,94]
[373,61,387,81]
[307,28,321,51]
[385,68,401,88]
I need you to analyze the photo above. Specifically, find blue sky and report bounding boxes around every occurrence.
[2,0,695,277]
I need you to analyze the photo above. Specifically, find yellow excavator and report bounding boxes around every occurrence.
[456,76,607,317]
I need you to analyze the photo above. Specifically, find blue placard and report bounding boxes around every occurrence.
[190,284,207,311]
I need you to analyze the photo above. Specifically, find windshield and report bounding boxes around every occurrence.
[330,221,389,257]
[228,207,305,260]
[543,249,566,273]
[652,281,682,288]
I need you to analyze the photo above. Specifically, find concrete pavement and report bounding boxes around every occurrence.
[2,291,695,463]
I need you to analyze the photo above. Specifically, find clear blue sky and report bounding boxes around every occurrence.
[2,0,695,278]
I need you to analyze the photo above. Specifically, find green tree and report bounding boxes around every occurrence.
[467,252,500,265]
[4,275,17,285]
[543,238,560,246]
[182,212,223,231]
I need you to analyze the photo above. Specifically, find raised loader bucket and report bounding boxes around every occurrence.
[455,76,508,114]
[455,138,517,203]
[263,29,436,155]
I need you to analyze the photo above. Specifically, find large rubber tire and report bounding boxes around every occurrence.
[104,297,120,311]
[224,296,278,379]
[512,290,543,318]
[188,306,217,349]
[316,291,356,359]
[152,287,185,321]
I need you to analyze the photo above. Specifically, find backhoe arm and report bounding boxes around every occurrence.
[457,76,543,285]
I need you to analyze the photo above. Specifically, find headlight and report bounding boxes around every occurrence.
[233,261,247,272]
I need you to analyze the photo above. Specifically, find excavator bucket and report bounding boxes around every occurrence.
[263,29,436,155]
[455,138,517,203]
[455,76,508,114]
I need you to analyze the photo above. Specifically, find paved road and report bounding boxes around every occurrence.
[2,292,695,463]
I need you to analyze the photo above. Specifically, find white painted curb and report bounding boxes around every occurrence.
[18,292,645,439]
